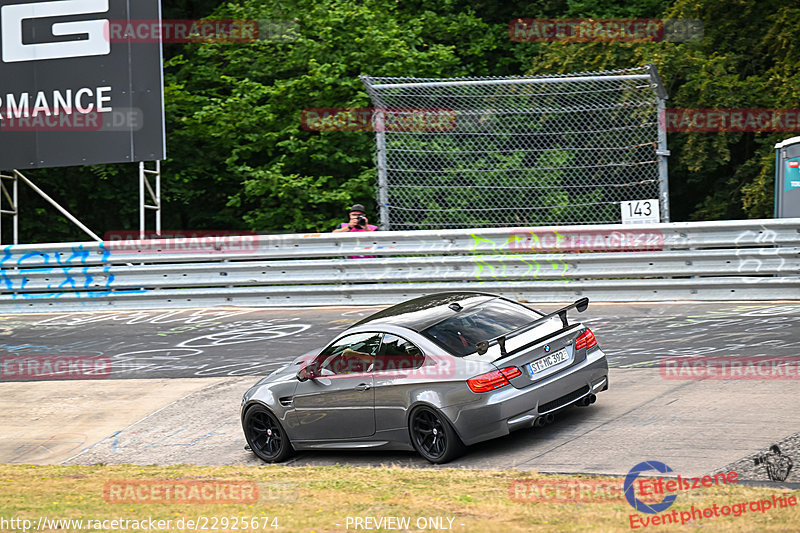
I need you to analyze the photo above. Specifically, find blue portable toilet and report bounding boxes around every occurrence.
[775,136,800,218]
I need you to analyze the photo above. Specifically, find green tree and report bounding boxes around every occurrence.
[511,0,799,220]
[165,0,503,232]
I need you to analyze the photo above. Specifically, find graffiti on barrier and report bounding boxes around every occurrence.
[0,243,145,300]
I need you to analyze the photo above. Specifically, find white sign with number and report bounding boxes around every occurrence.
[620,200,660,224]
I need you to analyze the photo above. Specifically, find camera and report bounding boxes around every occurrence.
[753,445,793,482]
[355,216,367,228]
[754,445,783,466]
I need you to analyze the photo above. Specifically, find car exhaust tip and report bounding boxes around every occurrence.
[588,394,596,404]
[545,413,555,425]
[534,416,546,428]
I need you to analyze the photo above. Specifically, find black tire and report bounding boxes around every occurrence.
[243,405,293,463]
[409,406,465,464]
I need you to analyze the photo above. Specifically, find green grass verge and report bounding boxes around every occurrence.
[0,464,798,532]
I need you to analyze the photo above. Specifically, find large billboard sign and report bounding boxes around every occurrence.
[0,0,165,169]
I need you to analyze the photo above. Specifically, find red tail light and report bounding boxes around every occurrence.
[575,329,597,350]
[467,366,521,393]
[500,366,522,380]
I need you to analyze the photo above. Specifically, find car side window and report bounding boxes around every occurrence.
[374,334,424,373]
[316,332,382,375]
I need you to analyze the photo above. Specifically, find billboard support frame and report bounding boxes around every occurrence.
[0,171,19,245]
[0,169,103,244]
[139,161,162,239]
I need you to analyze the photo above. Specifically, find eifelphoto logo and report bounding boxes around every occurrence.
[661,109,800,132]
[624,461,678,515]
[301,108,457,132]
[508,229,664,253]
[103,230,259,255]
[624,461,799,529]
[624,461,741,529]
[103,480,259,504]
[0,355,112,380]
[660,356,800,380]
[509,18,703,43]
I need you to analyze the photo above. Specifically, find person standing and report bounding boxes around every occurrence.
[332,204,378,233]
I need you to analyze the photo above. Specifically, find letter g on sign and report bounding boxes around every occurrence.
[1,0,110,63]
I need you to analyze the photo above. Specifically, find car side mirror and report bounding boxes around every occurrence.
[297,364,316,382]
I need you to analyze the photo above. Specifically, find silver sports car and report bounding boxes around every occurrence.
[241,292,608,464]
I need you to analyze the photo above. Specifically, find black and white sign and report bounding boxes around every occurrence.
[620,199,660,224]
[0,0,165,169]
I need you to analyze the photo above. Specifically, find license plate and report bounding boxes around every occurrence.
[526,348,569,376]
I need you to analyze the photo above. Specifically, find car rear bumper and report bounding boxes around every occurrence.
[442,347,608,446]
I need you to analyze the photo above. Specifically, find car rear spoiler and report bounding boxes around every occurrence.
[475,297,589,356]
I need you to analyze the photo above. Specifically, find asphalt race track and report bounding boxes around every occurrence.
[2,302,799,484]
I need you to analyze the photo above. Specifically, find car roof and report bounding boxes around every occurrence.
[350,291,501,332]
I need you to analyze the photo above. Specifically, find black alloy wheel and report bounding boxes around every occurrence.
[243,405,293,463]
[410,406,465,464]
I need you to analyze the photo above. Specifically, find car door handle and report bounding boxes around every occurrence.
[355,383,371,391]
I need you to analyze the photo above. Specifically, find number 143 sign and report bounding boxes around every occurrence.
[620,200,660,224]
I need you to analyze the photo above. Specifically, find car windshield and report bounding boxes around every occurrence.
[421,299,542,357]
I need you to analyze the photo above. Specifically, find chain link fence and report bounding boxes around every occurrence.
[361,66,669,230]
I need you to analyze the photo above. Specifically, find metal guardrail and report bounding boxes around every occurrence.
[1,219,798,312]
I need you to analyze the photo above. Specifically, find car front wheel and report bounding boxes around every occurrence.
[243,405,293,463]
[409,406,465,464]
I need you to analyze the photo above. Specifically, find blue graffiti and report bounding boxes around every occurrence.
[0,243,144,300]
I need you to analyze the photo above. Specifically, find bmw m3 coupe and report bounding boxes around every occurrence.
[241,292,608,464]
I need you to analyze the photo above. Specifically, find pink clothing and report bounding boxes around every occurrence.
[339,223,378,232]
[339,223,378,258]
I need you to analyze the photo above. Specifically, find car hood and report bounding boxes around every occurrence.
[252,349,317,387]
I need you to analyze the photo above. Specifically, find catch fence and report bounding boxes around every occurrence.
[361,66,669,230]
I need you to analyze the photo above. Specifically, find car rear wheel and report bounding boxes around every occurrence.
[243,405,293,463]
[410,406,465,464]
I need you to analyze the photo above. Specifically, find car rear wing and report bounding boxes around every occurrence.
[475,297,589,357]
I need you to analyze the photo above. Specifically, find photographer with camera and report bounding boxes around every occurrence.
[332,204,378,233]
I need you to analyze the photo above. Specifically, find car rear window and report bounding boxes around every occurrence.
[421,299,542,357]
